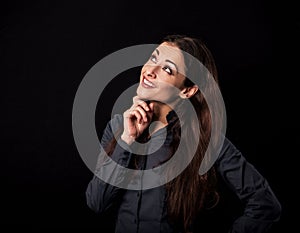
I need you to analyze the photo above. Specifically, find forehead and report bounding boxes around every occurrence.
[156,42,184,59]
[155,42,186,74]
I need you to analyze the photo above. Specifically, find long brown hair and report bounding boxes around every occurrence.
[104,35,222,232]
[162,35,220,232]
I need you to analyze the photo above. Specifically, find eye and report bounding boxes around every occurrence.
[163,66,173,75]
[150,54,157,63]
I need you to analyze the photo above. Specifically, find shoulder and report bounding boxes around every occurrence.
[100,114,123,145]
[219,137,241,159]
[103,114,123,133]
[108,114,123,128]
[214,137,244,170]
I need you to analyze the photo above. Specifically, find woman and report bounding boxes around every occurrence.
[86,35,281,233]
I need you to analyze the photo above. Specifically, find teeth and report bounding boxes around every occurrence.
[144,78,154,87]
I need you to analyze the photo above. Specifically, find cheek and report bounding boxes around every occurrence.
[157,82,181,100]
[161,75,185,90]
[140,66,145,76]
[141,64,149,73]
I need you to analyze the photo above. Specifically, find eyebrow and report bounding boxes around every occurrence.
[165,59,178,73]
[155,48,178,73]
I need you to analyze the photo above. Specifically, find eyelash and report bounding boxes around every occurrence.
[150,54,157,63]
[163,66,172,75]
[149,54,173,75]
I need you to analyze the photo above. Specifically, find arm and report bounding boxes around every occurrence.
[86,98,153,214]
[85,114,132,214]
[215,138,281,233]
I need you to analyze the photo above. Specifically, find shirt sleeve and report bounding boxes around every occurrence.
[85,114,132,214]
[215,137,282,233]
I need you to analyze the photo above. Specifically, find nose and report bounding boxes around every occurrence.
[145,64,159,79]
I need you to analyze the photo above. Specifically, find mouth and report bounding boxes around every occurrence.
[141,76,156,88]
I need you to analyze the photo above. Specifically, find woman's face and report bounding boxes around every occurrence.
[136,42,187,104]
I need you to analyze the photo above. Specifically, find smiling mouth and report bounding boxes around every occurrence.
[142,77,156,88]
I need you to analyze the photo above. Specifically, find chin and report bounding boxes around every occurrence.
[136,86,177,104]
[136,88,153,100]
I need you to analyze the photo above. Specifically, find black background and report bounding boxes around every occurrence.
[1,0,299,232]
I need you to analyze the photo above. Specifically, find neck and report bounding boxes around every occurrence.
[146,101,172,136]
[151,101,172,124]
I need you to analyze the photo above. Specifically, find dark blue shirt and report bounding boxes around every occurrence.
[86,113,281,233]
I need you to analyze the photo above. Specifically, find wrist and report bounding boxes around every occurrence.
[121,133,135,145]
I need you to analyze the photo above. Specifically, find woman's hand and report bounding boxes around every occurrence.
[121,96,154,145]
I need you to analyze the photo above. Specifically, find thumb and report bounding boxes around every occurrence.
[149,102,154,112]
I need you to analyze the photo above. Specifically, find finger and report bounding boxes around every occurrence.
[124,109,134,119]
[133,96,150,111]
[132,95,141,103]
[135,105,148,122]
[149,102,154,112]
[146,102,154,122]
[138,101,150,112]
[130,110,142,124]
